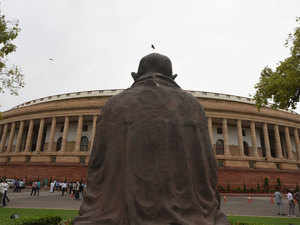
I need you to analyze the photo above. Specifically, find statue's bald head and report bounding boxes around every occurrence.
[132,53,177,81]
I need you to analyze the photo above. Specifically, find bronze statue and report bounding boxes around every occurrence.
[74,53,229,225]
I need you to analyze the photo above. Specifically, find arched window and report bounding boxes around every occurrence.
[56,137,62,151]
[216,139,224,155]
[243,141,249,156]
[80,136,89,151]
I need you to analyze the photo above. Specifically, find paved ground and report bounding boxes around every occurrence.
[4,189,300,218]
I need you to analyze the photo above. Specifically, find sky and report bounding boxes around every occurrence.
[1,0,299,113]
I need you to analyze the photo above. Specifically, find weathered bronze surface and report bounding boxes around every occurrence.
[74,53,229,225]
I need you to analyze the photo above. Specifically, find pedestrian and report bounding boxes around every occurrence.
[68,181,73,196]
[294,190,300,215]
[50,181,55,193]
[274,187,283,215]
[287,190,296,217]
[0,179,3,206]
[0,179,9,207]
[75,181,80,200]
[36,180,41,196]
[30,180,37,196]
[13,179,17,192]
[72,181,76,199]
[61,181,67,197]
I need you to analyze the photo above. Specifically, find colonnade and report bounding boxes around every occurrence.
[207,117,300,161]
[0,115,98,154]
[0,115,299,163]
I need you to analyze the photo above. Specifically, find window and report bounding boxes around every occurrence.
[56,137,62,151]
[243,141,249,156]
[217,127,223,134]
[217,160,224,168]
[216,139,224,155]
[80,156,86,164]
[276,163,281,170]
[249,161,255,168]
[242,129,246,136]
[80,136,89,151]
[83,124,88,132]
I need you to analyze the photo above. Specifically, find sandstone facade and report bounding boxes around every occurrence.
[0,89,299,188]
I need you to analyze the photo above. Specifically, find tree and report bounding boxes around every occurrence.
[254,17,300,110]
[0,10,24,96]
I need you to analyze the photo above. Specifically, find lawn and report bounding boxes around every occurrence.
[0,208,78,225]
[0,208,299,225]
[229,215,300,225]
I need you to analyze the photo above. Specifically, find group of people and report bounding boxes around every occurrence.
[50,180,85,200]
[0,178,9,207]
[30,180,41,196]
[13,179,24,192]
[274,188,300,217]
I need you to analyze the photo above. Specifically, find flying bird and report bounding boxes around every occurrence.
[49,58,54,61]
[151,44,155,50]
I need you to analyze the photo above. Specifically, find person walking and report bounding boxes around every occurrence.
[50,181,55,193]
[294,190,300,215]
[0,179,9,207]
[287,190,296,217]
[68,181,73,197]
[36,180,41,196]
[30,181,37,196]
[75,181,80,200]
[274,188,283,215]
[61,181,67,197]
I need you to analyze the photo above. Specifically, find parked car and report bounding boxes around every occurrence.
[6,178,15,188]
[5,179,25,189]
[19,180,25,188]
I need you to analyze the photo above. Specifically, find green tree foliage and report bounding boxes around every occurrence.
[0,11,24,96]
[254,17,300,110]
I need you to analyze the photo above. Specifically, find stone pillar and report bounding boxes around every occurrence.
[15,121,25,152]
[35,118,45,152]
[274,124,283,159]
[294,128,300,161]
[61,116,69,152]
[222,118,231,156]
[7,122,16,152]
[263,123,272,160]
[47,117,56,152]
[24,120,34,152]
[284,126,293,160]
[89,115,98,152]
[0,124,8,152]
[237,119,244,157]
[207,117,214,151]
[250,121,258,157]
[75,115,83,152]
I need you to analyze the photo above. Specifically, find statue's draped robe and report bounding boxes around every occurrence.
[74,73,229,225]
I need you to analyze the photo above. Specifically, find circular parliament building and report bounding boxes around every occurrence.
[0,89,300,189]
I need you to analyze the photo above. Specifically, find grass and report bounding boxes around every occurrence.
[0,208,78,225]
[0,208,299,225]
[228,215,300,225]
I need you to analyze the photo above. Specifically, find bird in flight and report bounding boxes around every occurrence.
[49,58,54,61]
[151,44,155,50]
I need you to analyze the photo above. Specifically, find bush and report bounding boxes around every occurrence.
[263,177,269,193]
[218,185,225,192]
[59,218,74,225]
[227,184,231,192]
[14,216,62,225]
[256,184,260,193]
